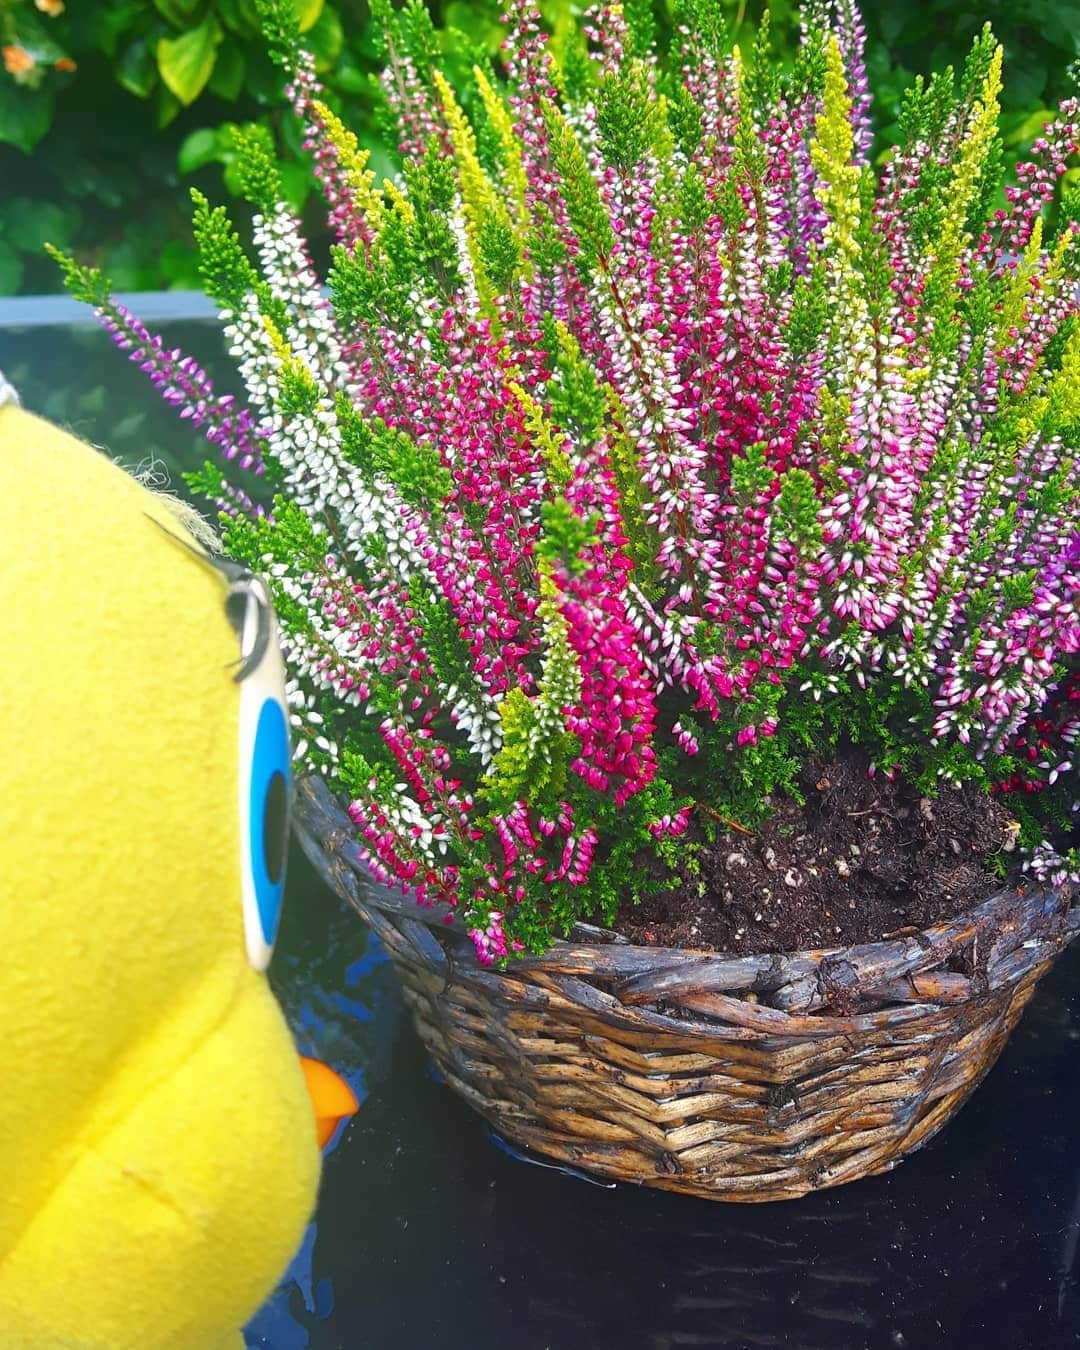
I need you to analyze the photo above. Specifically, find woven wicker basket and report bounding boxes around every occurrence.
[294,775,1079,1202]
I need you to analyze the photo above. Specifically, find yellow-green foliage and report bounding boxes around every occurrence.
[313,100,386,237]
[485,566,580,809]
[1045,318,1080,435]
[433,69,516,311]
[473,65,530,234]
[381,176,416,227]
[809,37,871,377]
[923,45,1003,316]
[810,39,861,267]
[509,381,574,488]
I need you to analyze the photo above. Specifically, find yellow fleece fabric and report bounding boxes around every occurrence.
[0,406,320,1348]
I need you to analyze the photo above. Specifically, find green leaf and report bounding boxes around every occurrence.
[100,238,158,291]
[305,5,343,68]
[95,2,147,59]
[443,2,504,53]
[234,0,267,33]
[207,39,245,98]
[297,0,326,34]
[2,198,77,253]
[155,83,181,127]
[0,83,53,154]
[116,38,159,99]
[244,48,284,104]
[876,5,911,46]
[330,56,369,95]
[214,0,259,35]
[153,0,207,27]
[62,158,129,209]
[1041,2,1080,49]
[279,160,312,211]
[156,17,222,105]
[1004,106,1055,148]
[178,126,221,174]
[0,240,25,297]
[1000,52,1047,107]
[158,239,202,287]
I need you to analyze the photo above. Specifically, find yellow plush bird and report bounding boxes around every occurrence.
[0,394,357,1349]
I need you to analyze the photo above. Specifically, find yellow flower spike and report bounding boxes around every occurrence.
[433,68,516,316]
[1045,315,1080,432]
[434,74,483,181]
[1048,222,1075,280]
[484,557,581,806]
[536,562,581,709]
[261,315,291,364]
[473,66,531,236]
[312,100,385,238]
[509,381,573,488]
[810,38,860,264]
[816,386,855,478]
[601,381,663,593]
[382,178,416,227]
[551,319,587,373]
[997,221,1076,354]
[717,42,747,168]
[926,45,1003,298]
[995,217,1044,346]
[809,37,871,387]
[433,70,496,223]
[262,316,317,394]
[1024,215,1045,263]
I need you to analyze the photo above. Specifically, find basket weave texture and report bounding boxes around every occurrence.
[295,776,1079,1202]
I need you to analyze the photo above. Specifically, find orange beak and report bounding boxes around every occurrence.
[299,1055,359,1148]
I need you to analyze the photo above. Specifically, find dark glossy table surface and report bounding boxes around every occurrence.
[4,318,1079,1350]
[254,844,1080,1350]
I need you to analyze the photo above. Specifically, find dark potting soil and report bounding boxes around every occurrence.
[618,753,1018,955]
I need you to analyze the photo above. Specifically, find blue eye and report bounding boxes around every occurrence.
[236,580,292,971]
[248,697,291,951]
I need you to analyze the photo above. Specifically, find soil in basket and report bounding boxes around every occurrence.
[618,753,1018,956]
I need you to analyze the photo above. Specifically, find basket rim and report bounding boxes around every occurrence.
[294,777,1078,1199]
[294,774,1079,994]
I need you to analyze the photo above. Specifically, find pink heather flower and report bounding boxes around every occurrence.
[469,909,510,965]
[66,0,1080,958]
[673,721,699,756]
[648,807,693,839]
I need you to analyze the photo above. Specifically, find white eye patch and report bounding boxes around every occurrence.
[235,578,291,971]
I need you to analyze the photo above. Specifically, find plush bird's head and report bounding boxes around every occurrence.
[0,401,354,1349]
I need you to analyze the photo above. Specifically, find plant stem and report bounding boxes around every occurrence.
[694,800,752,835]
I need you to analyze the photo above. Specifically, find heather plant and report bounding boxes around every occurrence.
[54,0,1079,962]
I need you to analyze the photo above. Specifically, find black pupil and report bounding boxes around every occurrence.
[263,771,288,885]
